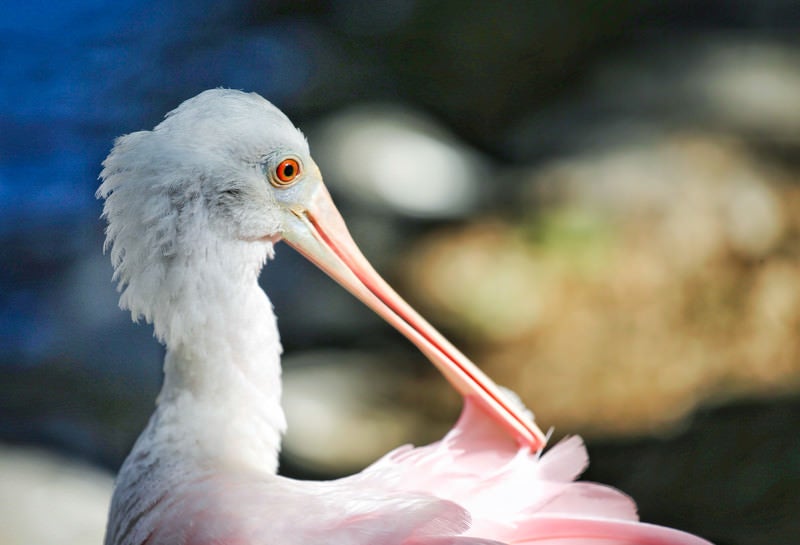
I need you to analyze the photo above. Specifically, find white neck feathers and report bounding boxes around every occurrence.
[100,166,287,472]
[132,242,287,473]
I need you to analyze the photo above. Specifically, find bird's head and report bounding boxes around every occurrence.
[99,89,316,260]
[98,90,333,324]
[98,89,545,451]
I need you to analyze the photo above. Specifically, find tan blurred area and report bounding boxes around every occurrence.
[405,132,800,437]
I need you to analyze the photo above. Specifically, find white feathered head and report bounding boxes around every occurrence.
[97,89,310,333]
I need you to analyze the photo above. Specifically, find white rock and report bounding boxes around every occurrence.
[311,105,486,219]
[0,445,112,545]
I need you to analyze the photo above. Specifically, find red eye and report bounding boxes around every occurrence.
[273,158,300,186]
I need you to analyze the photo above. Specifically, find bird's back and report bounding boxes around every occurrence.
[107,399,710,545]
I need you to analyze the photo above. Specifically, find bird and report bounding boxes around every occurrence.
[97,89,713,545]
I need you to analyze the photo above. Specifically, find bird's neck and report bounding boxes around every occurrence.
[143,240,286,475]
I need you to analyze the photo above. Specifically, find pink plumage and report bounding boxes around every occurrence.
[108,399,711,545]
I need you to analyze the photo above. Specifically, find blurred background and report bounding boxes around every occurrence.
[1,1,799,544]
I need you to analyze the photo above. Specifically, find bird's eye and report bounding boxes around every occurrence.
[271,158,301,187]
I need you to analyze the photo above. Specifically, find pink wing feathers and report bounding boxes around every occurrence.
[124,398,712,545]
[358,398,713,545]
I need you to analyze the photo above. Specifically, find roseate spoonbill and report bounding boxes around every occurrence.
[98,89,712,545]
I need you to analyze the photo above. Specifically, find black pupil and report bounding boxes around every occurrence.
[282,163,294,178]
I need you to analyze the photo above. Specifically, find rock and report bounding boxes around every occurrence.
[0,445,112,545]
[310,104,486,219]
[402,133,800,436]
[280,350,456,475]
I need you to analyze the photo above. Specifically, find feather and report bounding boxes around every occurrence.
[110,399,710,545]
[510,517,711,545]
[350,398,702,544]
